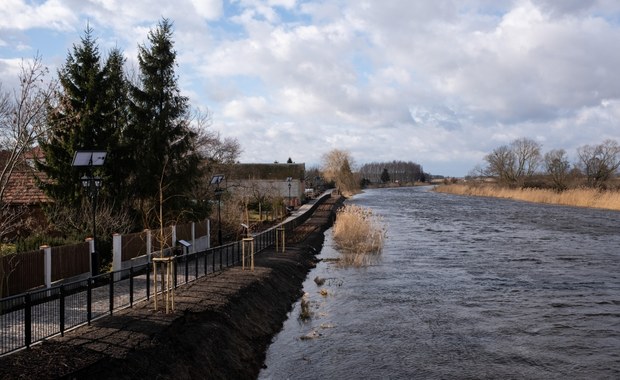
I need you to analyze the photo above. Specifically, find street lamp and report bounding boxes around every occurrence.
[72,151,106,277]
[286,176,292,210]
[81,175,103,275]
[210,174,225,246]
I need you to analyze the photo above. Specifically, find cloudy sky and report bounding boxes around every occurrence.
[1,0,620,176]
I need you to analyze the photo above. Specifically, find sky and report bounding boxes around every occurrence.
[1,0,620,177]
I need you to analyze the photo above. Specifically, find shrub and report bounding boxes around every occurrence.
[332,205,385,266]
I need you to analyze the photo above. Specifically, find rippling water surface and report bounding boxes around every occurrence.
[259,187,620,379]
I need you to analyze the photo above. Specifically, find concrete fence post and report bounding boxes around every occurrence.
[191,222,196,253]
[112,233,122,278]
[41,245,51,288]
[172,225,177,249]
[207,219,211,249]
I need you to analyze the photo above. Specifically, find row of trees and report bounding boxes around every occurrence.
[318,151,428,195]
[1,20,240,265]
[359,161,424,184]
[479,137,620,190]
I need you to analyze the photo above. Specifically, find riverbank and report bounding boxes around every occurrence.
[0,196,344,380]
[434,183,620,211]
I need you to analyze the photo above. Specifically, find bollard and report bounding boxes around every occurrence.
[242,237,255,271]
[276,227,286,253]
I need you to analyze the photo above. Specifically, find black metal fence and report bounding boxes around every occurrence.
[0,192,332,357]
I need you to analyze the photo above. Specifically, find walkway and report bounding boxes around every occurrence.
[0,195,343,379]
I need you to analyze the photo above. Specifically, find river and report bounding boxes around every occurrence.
[259,186,620,379]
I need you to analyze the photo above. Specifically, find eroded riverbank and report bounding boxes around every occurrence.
[0,196,344,380]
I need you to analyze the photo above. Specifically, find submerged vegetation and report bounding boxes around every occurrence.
[435,183,620,211]
[332,205,385,266]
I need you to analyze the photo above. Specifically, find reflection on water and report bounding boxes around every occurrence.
[259,187,620,379]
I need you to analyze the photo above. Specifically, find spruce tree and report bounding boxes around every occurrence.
[37,27,132,242]
[37,26,112,209]
[127,18,203,227]
[101,48,132,209]
[381,168,390,183]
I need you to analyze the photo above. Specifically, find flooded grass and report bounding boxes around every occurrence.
[332,205,386,266]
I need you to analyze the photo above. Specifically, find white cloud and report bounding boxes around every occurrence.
[190,0,223,20]
[1,0,620,176]
[222,96,270,122]
[0,0,76,30]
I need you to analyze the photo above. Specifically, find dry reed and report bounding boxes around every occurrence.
[434,184,620,211]
[332,204,385,267]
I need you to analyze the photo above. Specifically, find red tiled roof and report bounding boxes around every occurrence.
[2,171,50,205]
[0,147,49,205]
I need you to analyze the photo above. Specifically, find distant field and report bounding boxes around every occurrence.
[434,183,620,211]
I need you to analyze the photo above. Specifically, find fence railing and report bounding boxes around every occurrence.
[0,191,333,357]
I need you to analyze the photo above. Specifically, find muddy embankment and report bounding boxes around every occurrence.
[0,196,344,380]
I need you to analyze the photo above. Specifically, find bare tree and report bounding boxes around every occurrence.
[484,138,541,186]
[191,109,241,165]
[511,138,542,183]
[577,139,620,188]
[544,149,571,190]
[321,149,359,195]
[0,55,57,295]
[0,55,56,203]
[484,144,515,184]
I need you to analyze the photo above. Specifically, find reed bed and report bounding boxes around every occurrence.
[332,204,386,267]
[434,184,620,211]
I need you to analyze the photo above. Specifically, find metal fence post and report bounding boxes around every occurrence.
[146,263,151,300]
[194,253,198,279]
[109,273,114,315]
[87,278,92,325]
[184,251,189,283]
[59,285,65,336]
[173,260,178,288]
[24,293,32,348]
[219,246,223,270]
[129,267,134,307]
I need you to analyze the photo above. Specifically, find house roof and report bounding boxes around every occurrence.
[0,148,49,205]
[2,170,50,205]
[227,163,305,181]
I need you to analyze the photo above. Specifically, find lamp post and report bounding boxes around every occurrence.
[286,176,292,210]
[72,151,107,277]
[210,175,225,246]
[81,175,102,276]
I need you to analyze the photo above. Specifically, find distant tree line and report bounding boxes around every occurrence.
[359,161,424,185]
[475,137,620,190]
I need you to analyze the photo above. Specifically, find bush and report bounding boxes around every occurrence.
[332,205,385,266]
[15,234,78,252]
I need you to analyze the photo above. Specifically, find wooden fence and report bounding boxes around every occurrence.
[1,249,44,297]
[121,231,147,262]
[3,220,211,297]
[50,242,90,282]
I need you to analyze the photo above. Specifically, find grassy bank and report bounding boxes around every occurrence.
[434,183,620,211]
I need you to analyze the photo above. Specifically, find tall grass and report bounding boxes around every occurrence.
[332,205,385,266]
[435,184,620,211]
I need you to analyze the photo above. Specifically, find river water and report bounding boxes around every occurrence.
[259,186,620,379]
